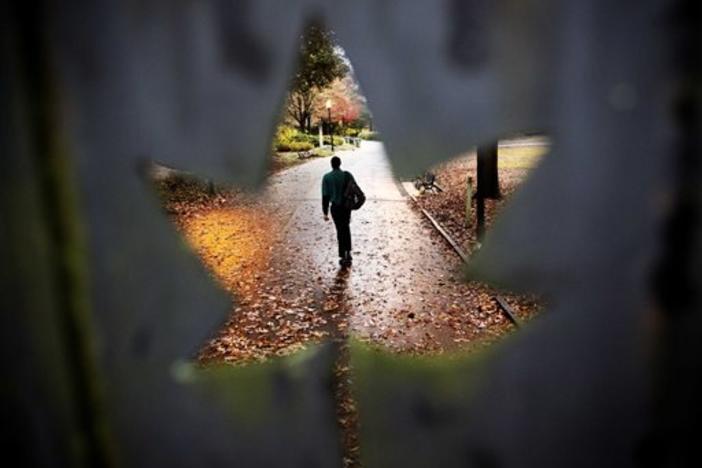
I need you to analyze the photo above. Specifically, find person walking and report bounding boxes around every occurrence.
[322,156,363,267]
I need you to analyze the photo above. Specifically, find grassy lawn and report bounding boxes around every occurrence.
[497,144,550,170]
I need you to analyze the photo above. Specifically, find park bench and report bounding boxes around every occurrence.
[344,136,362,147]
[413,171,443,193]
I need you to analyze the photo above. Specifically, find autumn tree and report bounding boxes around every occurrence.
[313,76,366,128]
[287,23,347,133]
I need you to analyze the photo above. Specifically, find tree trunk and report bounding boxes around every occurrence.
[477,142,500,199]
[296,111,307,132]
[476,141,500,240]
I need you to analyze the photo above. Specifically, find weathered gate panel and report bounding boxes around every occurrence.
[2,1,699,467]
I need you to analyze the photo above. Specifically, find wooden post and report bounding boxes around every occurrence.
[477,142,500,199]
[476,195,486,240]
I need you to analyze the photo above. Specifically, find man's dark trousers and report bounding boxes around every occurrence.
[330,204,352,258]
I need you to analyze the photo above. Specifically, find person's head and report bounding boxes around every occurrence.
[331,156,341,169]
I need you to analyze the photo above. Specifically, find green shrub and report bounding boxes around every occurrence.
[277,142,313,152]
[359,129,379,141]
[274,124,353,151]
[322,135,345,146]
[344,127,361,137]
[275,125,298,142]
[313,147,334,157]
[290,133,309,143]
[292,133,319,147]
[288,141,314,152]
[274,126,295,151]
[274,126,316,152]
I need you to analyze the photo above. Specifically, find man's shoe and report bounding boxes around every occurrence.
[339,252,352,267]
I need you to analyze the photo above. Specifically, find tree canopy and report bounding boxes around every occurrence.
[287,23,347,132]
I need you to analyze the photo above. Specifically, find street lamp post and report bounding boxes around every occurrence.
[325,99,334,152]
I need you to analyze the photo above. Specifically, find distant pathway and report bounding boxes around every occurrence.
[270,142,481,351]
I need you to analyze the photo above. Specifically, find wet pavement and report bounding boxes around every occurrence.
[177,142,534,363]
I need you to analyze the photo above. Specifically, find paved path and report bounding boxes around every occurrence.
[190,142,522,362]
[274,142,462,349]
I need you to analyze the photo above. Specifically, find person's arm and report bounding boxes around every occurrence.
[322,177,330,216]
